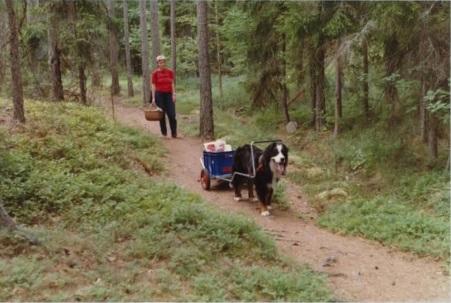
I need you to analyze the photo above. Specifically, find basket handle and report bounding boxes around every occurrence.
[143,103,162,112]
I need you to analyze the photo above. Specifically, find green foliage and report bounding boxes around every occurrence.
[220,6,253,74]
[425,88,450,123]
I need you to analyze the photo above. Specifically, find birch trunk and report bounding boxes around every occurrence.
[123,0,134,97]
[139,0,150,105]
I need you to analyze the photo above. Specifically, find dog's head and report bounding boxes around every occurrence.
[261,142,289,177]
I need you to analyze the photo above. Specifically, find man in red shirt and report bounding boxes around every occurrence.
[151,55,177,138]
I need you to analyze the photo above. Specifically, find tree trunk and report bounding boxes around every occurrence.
[48,9,64,101]
[170,0,176,85]
[419,77,429,143]
[428,113,438,160]
[384,35,401,124]
[334,52,342,138]
[309,46,316,127]
[295,38,304,87]
[362,38,369,120]
[107,0,120,96]
[281,33,290,123]
[123,0,134,97]
[315,42,325,131]
[336,39,343,119]
[150,0,161,69]
[0,49,3,94]
[214,0,222,98]
[0,14,4,94]
[91,57,102,87]
[139,0,150,105]
[197,0,214,140]
[67,1,87,105]
[79,64,87,105]
[5,0,25,123]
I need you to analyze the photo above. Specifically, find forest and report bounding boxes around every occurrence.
[0,0,450,301]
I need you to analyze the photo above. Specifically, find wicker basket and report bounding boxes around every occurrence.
[144,106,164,121]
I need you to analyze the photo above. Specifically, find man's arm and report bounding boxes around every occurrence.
[172,82,176,102]
[151,83,156,105]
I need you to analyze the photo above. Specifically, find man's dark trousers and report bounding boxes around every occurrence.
[155,91,177,137]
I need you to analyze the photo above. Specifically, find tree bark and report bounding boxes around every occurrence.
[334,52,342,137]
[139,0,150,105]
[67,1,87,105]
[5,0,25,123]
[91,57,102,87]
[123,0,134,97]
[150,0,161,69]
[0,13,4,94]
[197,0,214,140]
[281,33,290,123]
[315,81,322,131]
[362,38,369,120]
[170,0,176,85]
[419,77,429,143]
[309,46,316,127]
[79,64,87,105]
[295,38,304,87]
[107,0,120,96]
[214,0,222,98]
[48,8,64,101]
[428,114,438,160]
[315,42,325,131]
[384,35,401,125]
[428,113,438,160]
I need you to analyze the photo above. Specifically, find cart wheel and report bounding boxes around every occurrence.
[200,169,211,190]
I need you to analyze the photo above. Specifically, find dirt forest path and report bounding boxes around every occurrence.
[109,101,448,301]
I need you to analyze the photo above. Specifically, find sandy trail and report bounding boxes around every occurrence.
[111,101,449,301]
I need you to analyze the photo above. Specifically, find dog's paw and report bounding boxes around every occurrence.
[267,205,272,210]
[234,196,243,202]
[261,210,271,216]
[250,197,259,202]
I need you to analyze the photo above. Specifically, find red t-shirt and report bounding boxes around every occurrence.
[151,68,174,93]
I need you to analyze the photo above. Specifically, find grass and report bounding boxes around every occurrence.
[318,197,449,257]
[0,98,331,301]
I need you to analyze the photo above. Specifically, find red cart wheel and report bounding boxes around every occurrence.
[200,169,211,190]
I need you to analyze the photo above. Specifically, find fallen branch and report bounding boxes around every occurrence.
[0,203,16,230]
[132,156,154,176]
[287,89,305,106]
[0,202,40,245]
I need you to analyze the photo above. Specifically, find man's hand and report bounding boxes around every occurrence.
[173,93,176,103]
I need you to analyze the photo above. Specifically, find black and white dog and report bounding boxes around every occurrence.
[232,142,289,216]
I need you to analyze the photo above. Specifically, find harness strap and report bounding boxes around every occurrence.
[256,155,264,172]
